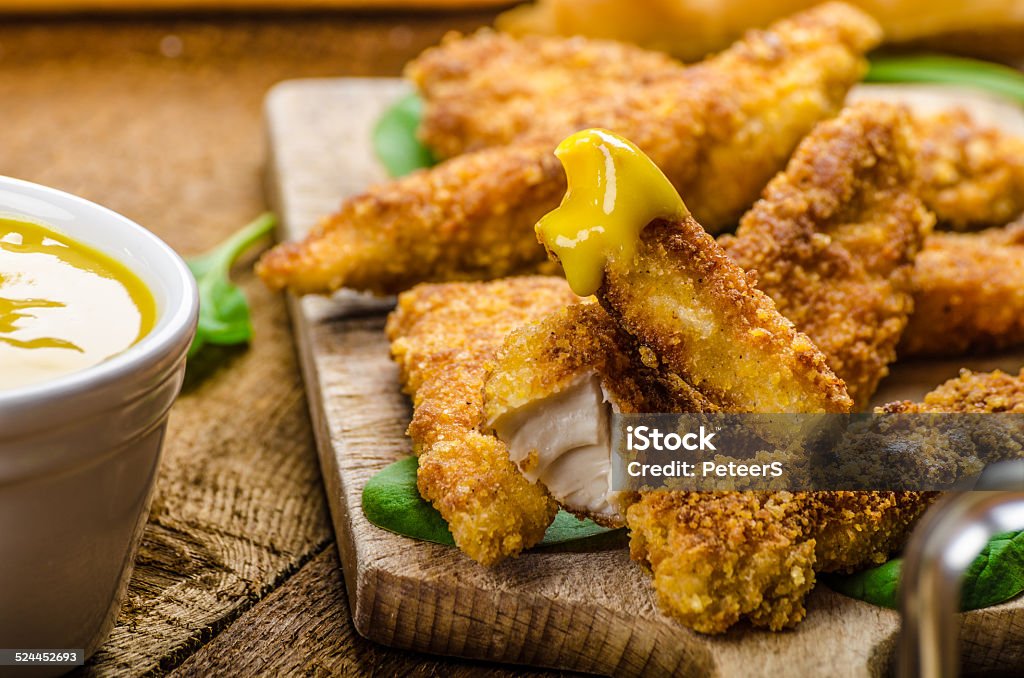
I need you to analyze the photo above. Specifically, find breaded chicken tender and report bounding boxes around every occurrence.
[628,371,1024,634]
[879,368,1024,414]
[484,302,680,525]
[406,30,683,160]
[585,210,928,631]
[899,219,1024,357]
[385,276,576,565]
[635,369,1019,633]
[257,3,881,295]
[484,128,939,633]
[258,142,565,296]
[415,25,1024,234]
[721,103,933,409]
[598,216,853,414]
[915,110,1024,231]
[625,490,934,633]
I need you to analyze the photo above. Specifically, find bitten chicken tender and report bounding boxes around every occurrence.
[385,276,576,565]
[257,3,881,295]
[899,219,1024,357]
[581,209,928,632]
[484,302,681,526]
[915,110,1024,231]
[484,128,940,634]
[721,103,933,409]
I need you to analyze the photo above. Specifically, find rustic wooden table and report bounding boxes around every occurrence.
[0,12,570,677]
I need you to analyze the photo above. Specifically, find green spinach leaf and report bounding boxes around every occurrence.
[186,212,276,358]
[962,531,1024,609]
[363,456,455,545]
[866,55,1024,104]
[822,559,902,609]
[372,93,436,178]
[824,530,1024,611]
[362,456,616,547]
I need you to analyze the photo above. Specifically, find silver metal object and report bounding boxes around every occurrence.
[899,462,1024,678]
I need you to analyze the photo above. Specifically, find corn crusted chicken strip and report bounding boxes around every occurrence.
[259,141,566,295]
[596,215,852,414]
[485,129,939,633]
[900,219,1024,357]
[257,3,881,295]
[409,3,877,180]
[628,368,1024,634]
[385,276,576,565]
[916,110,1024,231]
[630,371,1024,633]
[485,212,931,631]
[591,214,931,632]
[406,30,684,160]
[626,489,935,632]
[415,28,1024,234]
[721,103,934,409]
[880,368,1024,415]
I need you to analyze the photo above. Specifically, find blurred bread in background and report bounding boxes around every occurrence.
[497,0,1024,62]
[0,0,512,11]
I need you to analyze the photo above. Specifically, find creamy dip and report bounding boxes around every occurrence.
[0,217,155,391]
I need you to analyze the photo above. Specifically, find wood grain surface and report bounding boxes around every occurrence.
[264,77,1024,677]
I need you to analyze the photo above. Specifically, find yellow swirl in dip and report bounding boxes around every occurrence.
[0,217,156,391]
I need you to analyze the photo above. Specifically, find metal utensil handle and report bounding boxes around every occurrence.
[899,481,1024,677]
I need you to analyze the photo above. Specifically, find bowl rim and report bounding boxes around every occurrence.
[0,175,199,409]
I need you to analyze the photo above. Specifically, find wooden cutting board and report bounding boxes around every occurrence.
[263,77,1024,676]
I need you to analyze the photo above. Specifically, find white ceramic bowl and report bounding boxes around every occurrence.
[0,176,198,668]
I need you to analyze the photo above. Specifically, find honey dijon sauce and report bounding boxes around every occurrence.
[535,129,689,297]
[0,217,156,391]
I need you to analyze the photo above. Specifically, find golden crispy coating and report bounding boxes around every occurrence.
[258,3,881,295]
[385,276,576,565]
[621,1,880,230]
[915,110,1024,230]
[417,26,1024,234]
[721,103,933,409]
[580,195,929,634]
[899,220,1024,357]
[484,301,686,420]
[406,30,683,160]
[880,368,1024,414]
[810,491,935,573]
[626,490,933,632]
[258,142,564,296]
[626,491,819,633]
[600,217,853,414]
[477,211,928,632]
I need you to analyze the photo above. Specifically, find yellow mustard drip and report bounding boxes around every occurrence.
[535,128,689,296]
